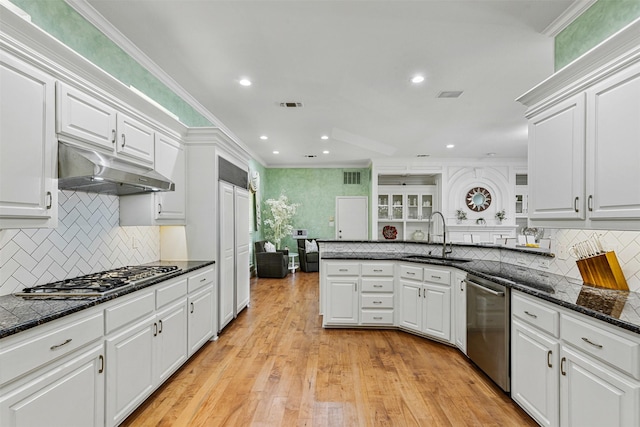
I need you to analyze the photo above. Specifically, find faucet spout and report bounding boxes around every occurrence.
[427,211,452,258]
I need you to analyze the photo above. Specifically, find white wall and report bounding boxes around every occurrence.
[0,190,160,295]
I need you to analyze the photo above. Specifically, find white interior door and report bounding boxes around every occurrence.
[336,196,368,240]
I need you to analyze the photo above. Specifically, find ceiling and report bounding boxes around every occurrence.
[81,0,575,167]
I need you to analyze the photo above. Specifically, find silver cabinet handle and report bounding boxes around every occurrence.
[524,311,538,319]
[355,282,357,292]
[373,269,383,272]
[158,319,163,334]
[50,338,72,350]
[153,322,158,337]
[431,275,441,280]
[373,316,383,320]
[46,191,52,209]
[121,133,126,148]
[588,195,593,212]
[581,337,603,349]
[99,355,104,374]
[158,203,162,214]
[560,357,566,376]
[111,129,116,143]
[190,302,195,314]
[574,196,579,213]
[547,350,553,368]
[373,301,382,304]
[200,278,207,282]
[373,284,383,288]
[407,271,415,275]
[418,288,421,297]
[339,268,349,272]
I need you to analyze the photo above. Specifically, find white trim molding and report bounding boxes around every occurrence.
[542,0,598,37]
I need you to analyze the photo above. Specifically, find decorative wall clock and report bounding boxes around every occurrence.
[466,187,492,212]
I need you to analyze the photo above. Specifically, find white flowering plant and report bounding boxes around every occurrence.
[263,194,300,249]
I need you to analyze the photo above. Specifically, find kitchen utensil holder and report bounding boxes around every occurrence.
[576,251,628,291]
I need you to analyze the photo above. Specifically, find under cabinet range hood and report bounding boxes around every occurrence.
[58,143,174,195]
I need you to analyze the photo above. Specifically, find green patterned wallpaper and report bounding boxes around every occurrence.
[555,0,640,70]
[263,168,370,250]
[9,0,213,127]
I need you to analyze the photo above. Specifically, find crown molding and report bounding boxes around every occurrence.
[542,0,598,37]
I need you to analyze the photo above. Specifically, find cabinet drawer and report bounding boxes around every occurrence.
[360,310,394,325]
[188,268,214,293]
[361,294,394,309]
[423,268,450,285]
[361,263,393,276]
[361,278,394,292]
[561,314,640,379]
[104,290,155,334]
[512,292,559,337]
[400,265,423,281]
[326,263,359,276]
[0,311,103,385]
[156,277,187,309]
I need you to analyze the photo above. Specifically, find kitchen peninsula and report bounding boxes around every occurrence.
[319,240,640,427]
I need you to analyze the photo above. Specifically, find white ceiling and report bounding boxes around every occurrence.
[82,0,575,167]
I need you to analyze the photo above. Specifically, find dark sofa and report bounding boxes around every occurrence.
[254,241,289,278]
[297,239,319,272]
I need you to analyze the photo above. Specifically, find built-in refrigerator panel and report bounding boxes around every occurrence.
[219,181,235,330]
[235,187,250,313]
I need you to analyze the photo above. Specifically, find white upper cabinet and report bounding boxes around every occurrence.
[528,93,586,221]
[153,134,185,221]
[57,81,117,151]
[57,82,154,168]
[0,50,57,229]
[520,24,640,230]
[586,62,640,220]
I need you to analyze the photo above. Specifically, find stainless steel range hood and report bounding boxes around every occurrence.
[58,143,174,195]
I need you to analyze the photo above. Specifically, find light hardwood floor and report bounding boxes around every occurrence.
[122,271,536,426]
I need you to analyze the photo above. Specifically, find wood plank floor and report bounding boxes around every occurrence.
[121,271,536,427]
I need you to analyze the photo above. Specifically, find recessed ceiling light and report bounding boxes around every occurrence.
[487,152,496,157]
[259,135,268,140]
[411,75,425,84]
[446,144,455,149]
[323,150,330,154]
[272,151,279,154]
[239,78,252,86]
[321,135,329,140]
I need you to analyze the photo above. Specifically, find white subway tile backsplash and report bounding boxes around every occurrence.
[0,190,159,296]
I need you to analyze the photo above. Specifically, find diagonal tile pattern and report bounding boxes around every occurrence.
[0,190,159,296]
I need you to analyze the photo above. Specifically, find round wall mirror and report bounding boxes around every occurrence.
[466,187,492,212]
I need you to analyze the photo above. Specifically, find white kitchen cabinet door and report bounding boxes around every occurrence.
[454,273,467,354]
[155,300,188,383]
[586,61,640,220]
[325,278,359,325]
[398,280,422,333]
[235,187,251,313]
[154,133,186,221]
[422,283,451,341]
[219,181,236,331]
[188,286,215,356]
[116,113,154,166]
[0,343,104,427]
[528,94,586,221]
[105,314,156,427]
[0,50,57,228]
[511,319,559,427]
[560,346,640,427]
[57,81,117,151]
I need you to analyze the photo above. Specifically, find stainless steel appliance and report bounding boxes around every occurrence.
[15,265,180,298]
[58,143,175,195]
[465,274,510,392]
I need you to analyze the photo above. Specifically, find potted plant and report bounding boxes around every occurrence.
[455,209,467,224]
[495,209,506,223]
[263,193,300,249]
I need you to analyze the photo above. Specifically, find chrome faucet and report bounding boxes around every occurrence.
[427,211,452,258]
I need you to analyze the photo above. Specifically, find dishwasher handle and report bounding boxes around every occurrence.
[464,279,505,297]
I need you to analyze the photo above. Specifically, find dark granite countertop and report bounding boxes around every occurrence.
[321,252,640,335]
[0,260,215,339]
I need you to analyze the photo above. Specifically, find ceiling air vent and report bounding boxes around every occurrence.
[437,91,464,99]
[343,171,361,185]
[279,102,304,108]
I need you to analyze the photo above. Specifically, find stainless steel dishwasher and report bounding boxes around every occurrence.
[465,274,510,392]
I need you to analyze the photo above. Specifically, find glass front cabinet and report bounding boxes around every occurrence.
[377,186,437,241]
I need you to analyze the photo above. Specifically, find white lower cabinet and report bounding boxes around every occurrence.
[398,264,451,342]
[453,272,467,354]
[323,262,360,326]
[155,299,188,383]
[511,290,640,427]
[188,286,215,356]
[360,262,395,326]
